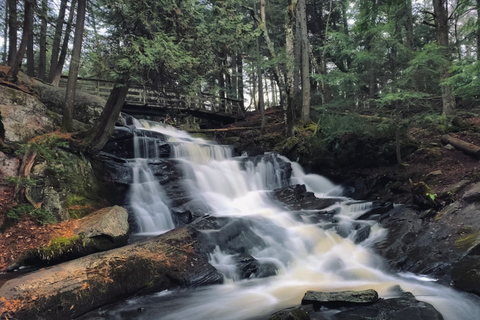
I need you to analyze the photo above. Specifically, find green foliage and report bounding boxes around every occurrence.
[5,176,37,188]
[5,204,57,226]
[445,60,480,100]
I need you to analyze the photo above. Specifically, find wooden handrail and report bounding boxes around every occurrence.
[58,76,245,119]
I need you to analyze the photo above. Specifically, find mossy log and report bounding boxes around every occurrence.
[0,227,222,320]
[441,135,480,159]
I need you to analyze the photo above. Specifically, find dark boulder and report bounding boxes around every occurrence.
[330,292,444,320]
[273,184,340,211]
[374,202,480,286]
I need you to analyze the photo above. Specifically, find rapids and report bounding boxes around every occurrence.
[97,120,480,320]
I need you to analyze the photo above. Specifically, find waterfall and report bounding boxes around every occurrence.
[114,120,480,320]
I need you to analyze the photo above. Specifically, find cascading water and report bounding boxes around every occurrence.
[109,120,479,320]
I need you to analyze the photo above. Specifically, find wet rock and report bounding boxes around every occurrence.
[273,184,340,211]
[235,253,259,279]
[374,203,480,284]
[301,289,379,310]
[269,307,310,320]
[451,256,480,295]
[462,182,480,203]
[0,227,223,320]
[356,201,394,220]
[330,292,444,320]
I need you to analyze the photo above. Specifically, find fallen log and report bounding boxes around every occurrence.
[441,135,480,159]
[188,126,262,133]
[0,227,222,320]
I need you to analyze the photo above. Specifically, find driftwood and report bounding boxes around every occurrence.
[441,135,480,159]
[0,227,222,320]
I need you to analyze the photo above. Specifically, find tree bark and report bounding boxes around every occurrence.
[62,0,86,132]
[260,0,286,110]
[7,0,17,66]
[285,0,296,136]
[3,5,8,64]
[26,7,35,77]
[298,0,311,123]
[433,0,455,116]
[85,82,130,154]
[6,0,34,82]
[48,0,68,82]
[50,0,77,86]
[237,53,244,110]
[477,0,480,60]
[37,0,48,80]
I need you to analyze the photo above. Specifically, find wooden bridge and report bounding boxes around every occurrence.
[59,76,245,123]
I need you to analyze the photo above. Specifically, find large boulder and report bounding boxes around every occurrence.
[0,227,223,320]
[32,80,105,125]
[0,85,54,143]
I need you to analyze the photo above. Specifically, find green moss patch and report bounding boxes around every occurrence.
[455,227,480,250]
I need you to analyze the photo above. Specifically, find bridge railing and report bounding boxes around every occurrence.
[59,76,245,119]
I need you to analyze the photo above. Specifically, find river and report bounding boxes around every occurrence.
[83,119,480,320]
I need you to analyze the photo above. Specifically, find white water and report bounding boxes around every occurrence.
[122,121,480,320]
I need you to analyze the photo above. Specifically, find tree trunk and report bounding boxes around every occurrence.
[62,0,86,132]
[260,0,286,109]
[477,0,480,60]
[50,0,77,86]
[7,0,17,66]
[298,0,311,123]
[26,8,34,77]
[231,53,237,100]
[433,0,455,116]
[441,135,480,158]
[7,0,33,82]
[294,8,301,98]
[258,56,265,133]
[285,0,296,136]
[237,53,244,110]
[37,0,48,80]
[3,6,8,64]
[48,0,68,82]
[85,82,130,154]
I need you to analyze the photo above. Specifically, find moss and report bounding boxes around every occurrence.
[455,227,480,250]
[35,235,83,261]
[64,194,99,219]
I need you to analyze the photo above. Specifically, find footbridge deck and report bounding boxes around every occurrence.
[59,76,245,122]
